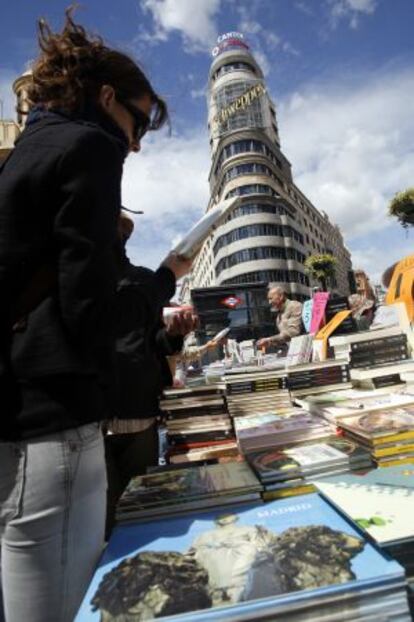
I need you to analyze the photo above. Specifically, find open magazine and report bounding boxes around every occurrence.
[173,196,240,259]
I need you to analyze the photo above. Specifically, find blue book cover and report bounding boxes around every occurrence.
[76,493,403,622]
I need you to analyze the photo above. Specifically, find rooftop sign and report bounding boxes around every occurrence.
[212,32,249,57]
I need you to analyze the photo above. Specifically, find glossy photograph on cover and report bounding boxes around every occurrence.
[247,439,368,480]
[340,408,414,438]
[76,494,403,621]
[118,462,260,510]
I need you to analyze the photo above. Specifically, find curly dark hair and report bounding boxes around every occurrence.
[26,5,168,130]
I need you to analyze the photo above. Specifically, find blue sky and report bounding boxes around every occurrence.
[1,0,414,283]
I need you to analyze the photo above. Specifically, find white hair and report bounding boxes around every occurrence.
[267,283,286,296]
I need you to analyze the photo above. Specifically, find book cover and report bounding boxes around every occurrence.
[329,326,403,347]
[339,407,414,443]
[247,439,370,482]
[118,462,261,511]
[314,466,414,545]
[76,494,404,621]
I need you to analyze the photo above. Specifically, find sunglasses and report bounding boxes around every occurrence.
[121,101,151,142]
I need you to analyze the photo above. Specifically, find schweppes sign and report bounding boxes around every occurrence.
[212,83,266,127]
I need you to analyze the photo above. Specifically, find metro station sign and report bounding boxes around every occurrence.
[221,295,242,309]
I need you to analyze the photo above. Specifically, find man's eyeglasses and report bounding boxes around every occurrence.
[121,101,151,142]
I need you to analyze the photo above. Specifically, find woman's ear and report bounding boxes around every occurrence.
[98,84,116,111]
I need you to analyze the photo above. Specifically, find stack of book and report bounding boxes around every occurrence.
[286,360,351,397]
[285,334,313,367]
[115,461,262,523]
[326,296,356,334]
[350,360,414,390]
[313,464,414,609]
[233,410,332,455]
[335,404,414,467]
[224,370,291,417]
[160,385,238,464]
[297,389,414,424]
[77,493,411,622]
[329,326,410,372]
[246,436,372,500]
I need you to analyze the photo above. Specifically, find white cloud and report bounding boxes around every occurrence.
[295,1,314,16]
[327,0,378,29]
[235,4,300,67]
[190,85,207,99]
[278,66,414,239]
[253,49,271,76]
[281,41,300,57]
[139,0,221,52]
[265,32,281,49]
[122,128,211,268]
[237,19,262,36]
[350,239,414,285]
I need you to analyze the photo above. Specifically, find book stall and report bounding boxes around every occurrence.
[76,294,414,622]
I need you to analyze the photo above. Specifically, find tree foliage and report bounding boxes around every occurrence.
[304,253,337,291]
[388,187,414,228]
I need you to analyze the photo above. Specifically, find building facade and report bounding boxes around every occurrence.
[0,70,32,163]
[191,33,353,300]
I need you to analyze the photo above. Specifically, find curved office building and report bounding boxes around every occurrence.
[191,33,352,300]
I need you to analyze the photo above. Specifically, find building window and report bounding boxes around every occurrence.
[212,62,256,81]
[224,201,295,222]
[214,139,285,177]
[221,269,309,286]
[216,245,306,276]
[225,183,280,199]
[223,162,273,183]
[214,223,304,254]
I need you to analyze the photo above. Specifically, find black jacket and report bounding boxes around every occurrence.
[114,255,182,418]
[0,111,125,440]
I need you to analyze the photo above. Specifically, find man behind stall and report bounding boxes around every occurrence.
[257,284,303,351]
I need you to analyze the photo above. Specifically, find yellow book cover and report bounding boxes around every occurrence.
[262,484,315,500]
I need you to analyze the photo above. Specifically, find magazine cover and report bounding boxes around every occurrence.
[314,466,414,545]
[76,494,403,622]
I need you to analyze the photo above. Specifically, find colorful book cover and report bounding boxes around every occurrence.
[314,466,414,545]
[235,414,327,441]
[76,494,403,621]
[247,439,370,482]
[339,407,414,443]
[118,462,261,510]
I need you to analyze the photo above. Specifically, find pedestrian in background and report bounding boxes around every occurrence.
[105,213,196,536]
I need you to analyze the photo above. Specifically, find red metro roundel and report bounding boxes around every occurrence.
[221,295,242,309]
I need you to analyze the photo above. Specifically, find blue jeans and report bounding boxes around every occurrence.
[0,423,107,622]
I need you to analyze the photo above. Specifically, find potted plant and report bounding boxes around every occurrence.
[304,253,337,292]
[388,187,414,228]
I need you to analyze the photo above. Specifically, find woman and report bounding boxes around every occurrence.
[0,8,168,622]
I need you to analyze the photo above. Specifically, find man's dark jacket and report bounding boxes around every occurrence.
[0,111,126,440]
[114,254,182,418]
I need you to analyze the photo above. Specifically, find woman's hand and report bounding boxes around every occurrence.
[165,311,199,337]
